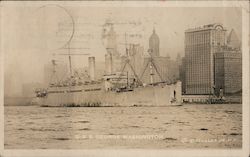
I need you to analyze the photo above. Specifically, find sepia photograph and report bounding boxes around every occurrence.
[0,1,249,157]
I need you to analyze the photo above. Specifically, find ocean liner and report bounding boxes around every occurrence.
[34,15,182,107]
[34,48,182,107]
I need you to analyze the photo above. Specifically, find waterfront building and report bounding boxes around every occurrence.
[214,48,242,96]
[184,23,227,95]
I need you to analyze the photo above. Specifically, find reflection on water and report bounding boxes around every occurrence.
[4,104,242,149]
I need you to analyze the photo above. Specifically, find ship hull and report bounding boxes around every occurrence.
[36,82,182,107]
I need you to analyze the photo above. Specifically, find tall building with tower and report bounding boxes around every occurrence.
[183,23,242,96]
[103,24,122,75]
[149,28,160,57]
[141,28,179,84]
[184,23,227,95]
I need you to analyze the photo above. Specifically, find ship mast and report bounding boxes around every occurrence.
[52,6,90,78]
[41,5,91,86]
[116,33,143,86]
[65,7,74,77]
[44,5,75,77]
[140,49,165,84]
[149,63,154,84]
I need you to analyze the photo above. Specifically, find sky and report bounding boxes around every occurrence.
[2,4,242,96]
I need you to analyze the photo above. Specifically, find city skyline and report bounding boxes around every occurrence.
[2,1,248,153]
[3,5,242,96]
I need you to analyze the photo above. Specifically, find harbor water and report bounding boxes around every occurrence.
[4,104,242,149]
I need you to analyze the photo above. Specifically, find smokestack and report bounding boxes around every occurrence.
[88,57,95,81]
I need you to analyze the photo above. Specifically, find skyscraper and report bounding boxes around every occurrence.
[141,28,179,84]
[184,23,227,95]
[103,24,122,74]
[149,28,160,57]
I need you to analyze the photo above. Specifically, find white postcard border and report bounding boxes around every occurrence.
[0,1,249,157]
